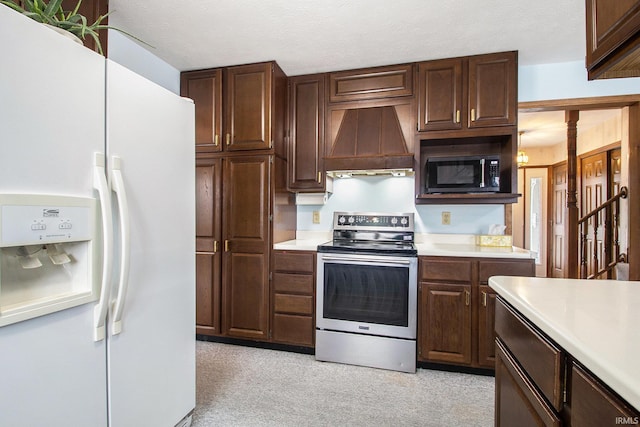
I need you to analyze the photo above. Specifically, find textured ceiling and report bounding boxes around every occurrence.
[108,0,612,148]
[108,0,585,76]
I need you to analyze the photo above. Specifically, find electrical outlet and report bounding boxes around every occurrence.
[312,211,321,224]
[442,211,451,225]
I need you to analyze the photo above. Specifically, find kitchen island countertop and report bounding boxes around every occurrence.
[489,276,640,411]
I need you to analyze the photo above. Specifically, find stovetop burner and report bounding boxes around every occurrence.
[318,212,416,256]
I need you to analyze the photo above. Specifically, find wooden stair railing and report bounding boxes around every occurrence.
[578,186,628,279]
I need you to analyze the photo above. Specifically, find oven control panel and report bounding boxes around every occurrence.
[333,212,414,231]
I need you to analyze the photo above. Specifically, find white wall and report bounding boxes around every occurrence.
[519,60,640,102]
[296,176,504,235]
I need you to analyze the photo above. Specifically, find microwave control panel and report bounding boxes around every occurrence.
[487,160,500,187]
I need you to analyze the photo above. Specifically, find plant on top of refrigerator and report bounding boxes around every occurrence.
[0,0,149,55]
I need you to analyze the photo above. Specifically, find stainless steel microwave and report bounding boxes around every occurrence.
[424,155,500,193]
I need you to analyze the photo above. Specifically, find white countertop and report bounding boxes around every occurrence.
[489,276,640,411]
[274,232,534,259]
[414,242,532,258]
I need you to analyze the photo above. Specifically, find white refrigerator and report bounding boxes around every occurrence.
[0,6,195,427]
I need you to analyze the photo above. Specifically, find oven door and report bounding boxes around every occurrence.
[316,252,417,339]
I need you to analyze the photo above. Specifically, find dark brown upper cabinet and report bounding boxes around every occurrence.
[417,51,517,132]
[415,51,518,205]
[586,0,640,79]
[181,68,223,154]
[181,61,287,155]
[416,58,463,132]
[288,74,326,191]
[323,64,416,172]
[328,64,414,103]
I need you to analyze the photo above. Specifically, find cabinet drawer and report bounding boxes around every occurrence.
[273,314,314,347]
[495,299,564,411]
[479,259,535,283]
[274,294,313,315]
[495,340,561,426]
[329,64,413,102]
[571,362,640,426]
[420,258,472,282]
[273,251,315,273]
[273,273,314,294]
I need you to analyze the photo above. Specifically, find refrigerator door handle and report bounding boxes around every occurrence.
[93,153,114,342]
[110,156,130,336]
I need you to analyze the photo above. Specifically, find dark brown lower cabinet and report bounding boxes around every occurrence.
[477,285,497,366]
[418,256,535,369]
[196,253,220,335]
[420,282,472,365]
[495,297,640,426]
[221,155,271,340]
[570,363,640,426]
[271,250,315,347]
[495,340,561,427]
[195,154,293,342]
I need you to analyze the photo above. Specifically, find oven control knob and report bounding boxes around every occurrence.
[401,217,408,225]
[391,217,398,225]
[348,216,355,223]
[338,216,346,224]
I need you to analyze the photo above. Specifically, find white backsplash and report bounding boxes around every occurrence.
[296,175,505,235]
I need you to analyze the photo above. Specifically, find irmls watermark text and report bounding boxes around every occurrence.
[616,416,639,425]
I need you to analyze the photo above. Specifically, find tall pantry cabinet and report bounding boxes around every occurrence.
[181,61,296,341]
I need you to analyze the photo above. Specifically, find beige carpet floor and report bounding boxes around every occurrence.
[192,341,494,426]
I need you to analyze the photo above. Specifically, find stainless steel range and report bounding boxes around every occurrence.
[316,212,418,373]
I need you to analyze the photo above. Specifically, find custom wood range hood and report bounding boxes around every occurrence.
[324,105,414,176]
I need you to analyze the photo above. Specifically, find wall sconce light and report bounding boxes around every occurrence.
[517,131,529,167]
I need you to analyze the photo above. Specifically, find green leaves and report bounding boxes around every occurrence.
[0,0,151,55]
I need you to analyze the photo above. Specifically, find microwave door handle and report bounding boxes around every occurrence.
[480,158,485,188]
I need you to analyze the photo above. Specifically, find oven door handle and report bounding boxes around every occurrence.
[320,255,413,265]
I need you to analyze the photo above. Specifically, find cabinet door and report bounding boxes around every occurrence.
[222,155,271,339]
[180,69,223,153]
[419,282,472,365]
[288,74,325,191]
[196,253,219,333]
[477,285,497,368]
[571,363,640,426]
[417,58,463,131]
[328,64,413,102]
[495,340,561,427]
[195,159,222,335]
[468,52,517,128]
[225,63,272,151]
[586,0,640,79]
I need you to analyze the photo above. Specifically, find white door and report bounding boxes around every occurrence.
[0,8,108,426]
[524,168,549,277]
[105,60,195,426]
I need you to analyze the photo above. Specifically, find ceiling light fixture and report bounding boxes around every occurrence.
[517,131,529,167]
